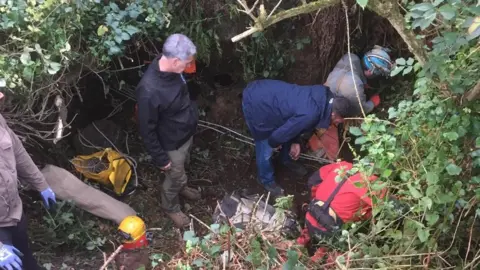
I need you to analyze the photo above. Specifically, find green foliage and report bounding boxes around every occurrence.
[390,57,420,76]
[36,201,105,251]
[0,0,169,97]
[167,1,222,65]
[340,0,480,267]
[356,0,369,10]
[238,32,310,81]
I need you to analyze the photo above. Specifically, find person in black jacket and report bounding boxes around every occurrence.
[136,34,199,228]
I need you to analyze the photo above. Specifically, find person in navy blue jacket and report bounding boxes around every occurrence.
[242,79,350,196]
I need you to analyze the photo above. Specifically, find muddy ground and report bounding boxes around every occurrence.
[23,79,340,269]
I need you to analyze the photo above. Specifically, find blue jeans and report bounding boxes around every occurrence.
[255,139,292,185]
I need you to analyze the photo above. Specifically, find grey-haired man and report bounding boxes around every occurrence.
[136,34,200,228]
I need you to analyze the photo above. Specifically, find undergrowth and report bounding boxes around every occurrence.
[165,0,480,269]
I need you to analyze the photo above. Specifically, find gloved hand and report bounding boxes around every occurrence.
[296,228,311,246]
[0,245,23,270]
[370,94,381,107]
[40,187,56,209]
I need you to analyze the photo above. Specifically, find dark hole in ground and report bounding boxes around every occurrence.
[213,73,234,87]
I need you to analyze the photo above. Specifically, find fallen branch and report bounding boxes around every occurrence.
[99,244,124,270]
[463,79,480,102]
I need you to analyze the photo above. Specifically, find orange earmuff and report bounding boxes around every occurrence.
[184,60,196,74]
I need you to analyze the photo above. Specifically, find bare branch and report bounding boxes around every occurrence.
[231,0,429,66]
[268,0,283,19]
[231,0,339,42]
[463,79,480,102]
[236,0,259,21]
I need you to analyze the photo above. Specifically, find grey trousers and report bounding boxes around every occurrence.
[161,137,193,212]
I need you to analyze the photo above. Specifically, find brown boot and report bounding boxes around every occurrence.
[180,186,201,201]
[166,211,191,228]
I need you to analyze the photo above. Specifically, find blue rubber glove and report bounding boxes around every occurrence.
[0,245,23,270]
[40,187,56,209]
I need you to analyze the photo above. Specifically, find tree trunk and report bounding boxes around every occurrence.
[231,0,429,66]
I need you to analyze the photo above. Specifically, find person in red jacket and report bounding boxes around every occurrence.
[297,161,387,249]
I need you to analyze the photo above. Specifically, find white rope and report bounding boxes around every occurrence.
[342,0,366,118]
[198,122,333,164]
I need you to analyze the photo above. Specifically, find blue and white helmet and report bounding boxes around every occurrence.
[362,45,393,77]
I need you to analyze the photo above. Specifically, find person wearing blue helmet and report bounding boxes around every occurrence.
[307,46,394,161]
[325,45,394,116]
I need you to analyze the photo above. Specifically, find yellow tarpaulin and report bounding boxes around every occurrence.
[71,148,133,195]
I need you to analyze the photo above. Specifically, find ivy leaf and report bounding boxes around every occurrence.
[121,32,130,41]
[402,66,413,75]
[209,245,222,255]
[97,25,108,36]
[0,78,5,88]
[426,172,439,184]
[192,259,204,267]
[125,25,140,36]
[349,126,363,136]
[23,66,34,81]
[47,62,62,75]
[85,241,96,250]
[421,197,433,210]
[283,249,299,270]
[356,0,368,9]
[417,228,430,243]
[355,136,367,145]
[390,66,404,77]
[183,230,197,242]
[406,57,414,65]
[408,184,422,199]
[426,212,439,225]
[438,4,456,20]
[129,9,141,19]
[267,245,278,261]
[443,131,458,141]
[411,3,434,12]
[475,137,480,148]
[470,150,480,157]
[20,52,31,65]
[396,58,406,65]
[446,163,462,176]
[108,45,121,55]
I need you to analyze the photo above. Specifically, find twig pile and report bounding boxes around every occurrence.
[166,196,309,269]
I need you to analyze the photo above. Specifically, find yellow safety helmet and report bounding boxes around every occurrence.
[118,216,148,249]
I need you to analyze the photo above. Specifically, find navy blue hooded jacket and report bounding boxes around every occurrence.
[242,79,334,148]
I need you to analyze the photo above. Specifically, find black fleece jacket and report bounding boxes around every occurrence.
[136,56,198,167]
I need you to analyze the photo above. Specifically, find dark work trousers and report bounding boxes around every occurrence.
[0,214,40,270]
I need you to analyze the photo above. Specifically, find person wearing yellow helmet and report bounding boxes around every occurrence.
[118,216,148,250]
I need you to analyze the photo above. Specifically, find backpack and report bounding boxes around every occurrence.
[306,176,348,237]
[71,148,136,196]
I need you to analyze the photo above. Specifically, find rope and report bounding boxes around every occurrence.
[198,121,333,164]
[341,0,366,118]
